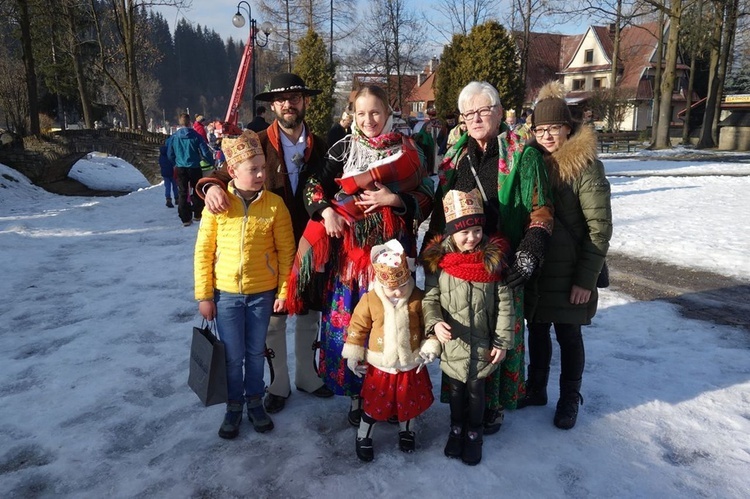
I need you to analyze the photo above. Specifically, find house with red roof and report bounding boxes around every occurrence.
[521,22,693,132]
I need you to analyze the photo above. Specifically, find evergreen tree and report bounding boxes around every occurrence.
[294,29,335,138]
[458,21,523,113]
[434,32,467,118]
[173,19,199,117]
[726,67,750,94]
[146,11,175,125]
[435,21,523,117]
[204,29,230,119]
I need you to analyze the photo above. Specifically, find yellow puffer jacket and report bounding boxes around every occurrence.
[194,187,295,301]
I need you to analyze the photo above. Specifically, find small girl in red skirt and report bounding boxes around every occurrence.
[342,239,442,462]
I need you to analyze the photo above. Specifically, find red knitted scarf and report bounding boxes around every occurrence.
[439,251,501,283]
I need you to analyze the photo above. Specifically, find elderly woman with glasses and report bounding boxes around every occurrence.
[517,81,611,430]
[423,81,554,438]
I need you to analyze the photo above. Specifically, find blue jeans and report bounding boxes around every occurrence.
[215,289,275,402]
[163,176,178,199]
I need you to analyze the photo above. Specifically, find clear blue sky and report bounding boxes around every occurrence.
[153,0,254,43]
[154,0,587,49]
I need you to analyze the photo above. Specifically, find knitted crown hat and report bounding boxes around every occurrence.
[532,81,574,128]
[370,239,411,288]
[222,130,263,169]
[443,188,485,235]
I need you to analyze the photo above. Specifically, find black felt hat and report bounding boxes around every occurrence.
[255,73,322,102]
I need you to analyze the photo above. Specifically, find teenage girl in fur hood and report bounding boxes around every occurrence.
[421,188,515,466]
[517,81,613,430]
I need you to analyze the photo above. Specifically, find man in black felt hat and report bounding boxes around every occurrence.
[196,73,334,417]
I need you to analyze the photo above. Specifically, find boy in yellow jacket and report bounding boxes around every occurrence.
[194,130,295,439]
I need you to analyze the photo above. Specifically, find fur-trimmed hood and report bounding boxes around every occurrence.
[543,123,599,187]
[420,234,509,276]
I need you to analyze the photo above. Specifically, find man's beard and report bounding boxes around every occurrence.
[276,107,305,129]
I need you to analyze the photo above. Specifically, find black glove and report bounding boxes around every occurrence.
[506,250,538,288]
[505,227,550,288]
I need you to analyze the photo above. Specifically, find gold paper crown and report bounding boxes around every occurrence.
[223,130,264,169]
[370,240,410,288]
[444,188,484,224]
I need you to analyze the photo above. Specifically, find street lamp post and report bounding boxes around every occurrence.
[232,1,272,116]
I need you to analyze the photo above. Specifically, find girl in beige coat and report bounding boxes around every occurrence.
[342,240,441,462]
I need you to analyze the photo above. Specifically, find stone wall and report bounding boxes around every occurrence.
[0,129,165,185]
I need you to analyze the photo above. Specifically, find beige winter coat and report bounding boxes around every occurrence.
[342,279,441,374]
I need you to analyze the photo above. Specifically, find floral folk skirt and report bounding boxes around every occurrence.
[361,365,434,422]
[318,276,366,397]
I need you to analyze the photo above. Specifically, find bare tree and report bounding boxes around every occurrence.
[60,0,95,129]
[636,0,684,149]
[697,0,740,148]
[588,86,636,131]
[89,0,189,130]
[0,44,30,134]
[651,6,665,144]
[355,0,426,111]
[256,0,358,72]
[426,0,493,39]
[12,0,41,135]
[679,0,709,144]
[512,0,558,91]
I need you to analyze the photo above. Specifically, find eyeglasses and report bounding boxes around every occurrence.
[273,94,303,105]
[533,125,564,138]
[460,105,497,122]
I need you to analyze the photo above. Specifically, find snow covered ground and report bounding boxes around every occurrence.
[0,151,749,498]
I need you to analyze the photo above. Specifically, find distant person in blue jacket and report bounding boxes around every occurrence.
[166,113,214,226]
[159,144,178,208]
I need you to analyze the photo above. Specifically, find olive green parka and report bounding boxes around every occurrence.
[422,236,515,382]
[524,124,612,325]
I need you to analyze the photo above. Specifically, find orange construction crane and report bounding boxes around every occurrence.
[223,27,256,136]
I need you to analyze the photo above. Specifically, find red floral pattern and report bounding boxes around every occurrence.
[361,365,434,422]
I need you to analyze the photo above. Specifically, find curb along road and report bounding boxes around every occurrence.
[606,252,750,333]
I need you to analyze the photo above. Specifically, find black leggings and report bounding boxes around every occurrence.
[527,322,585,381]
[446,376,485,430]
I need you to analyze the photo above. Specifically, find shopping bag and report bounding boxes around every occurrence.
[187,321,227,406]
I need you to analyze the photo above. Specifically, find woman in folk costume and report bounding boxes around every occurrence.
[424,81,554,435]
[288,85,434,425]
[517,81,612,430]
[421,189,515,466]
[342,240,441,462]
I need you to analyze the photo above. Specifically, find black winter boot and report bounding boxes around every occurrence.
[166,197,174,208]
[356,413,376,462]
[356,437,374,462]
[218,401,243,439]
[483,408,504,435]
[444,423,463,459]
[398,419,416,453]
[554,378,583,430]
[517,367,550,409]
[462,427,483,466]
[247,397,274,433]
